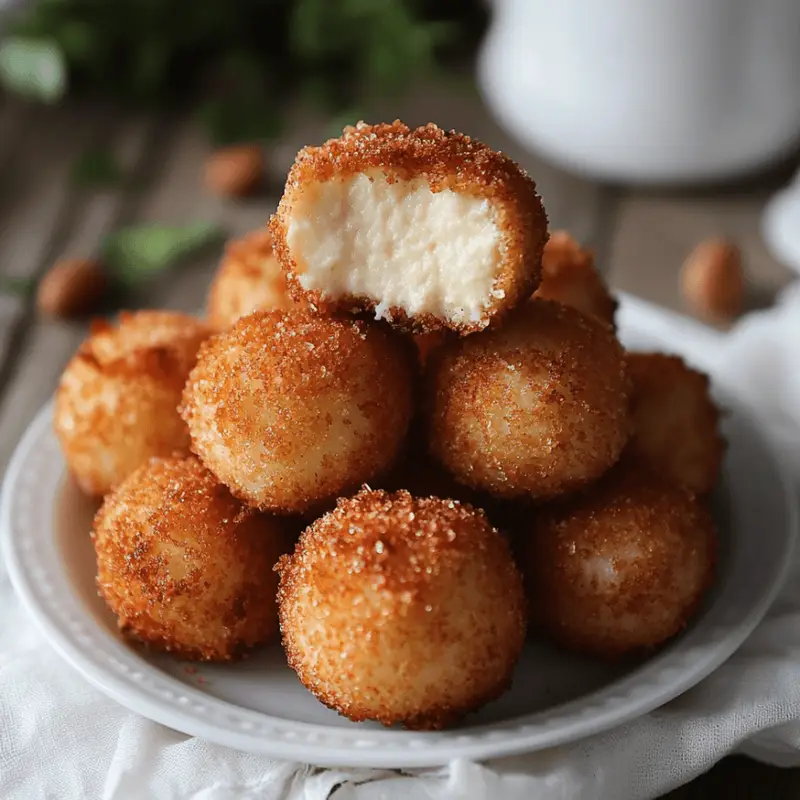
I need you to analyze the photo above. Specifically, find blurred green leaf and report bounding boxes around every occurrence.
[197,99,282,146]
[0,38,66,102]
[132,39,169,98]
[300,75,337,113]
[326,107,364,139]
[291,0,331,59]
[72,149,124,188]
[103,222,224,286]
[0,0,476,140]
[216,51,266,95]
[54,21,97,63]
[0,276,36,297]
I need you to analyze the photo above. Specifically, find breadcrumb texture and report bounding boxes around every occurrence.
[427,299,630,501]
[523,460,717,659]
[627,352,724,495]
[270,120,548,333]
[533,231,618,327]
[182,310,416,514]
[54,310,211,497]
[277,489,526,729]
[206,229,297,330]
[93,456,293,661]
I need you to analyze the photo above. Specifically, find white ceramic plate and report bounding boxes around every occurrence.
[2,301,796,768]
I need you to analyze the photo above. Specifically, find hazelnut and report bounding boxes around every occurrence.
[204,144,263,197]
[37,258,108,320]
[681,238,744,322]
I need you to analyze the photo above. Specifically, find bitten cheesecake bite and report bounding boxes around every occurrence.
[521,460,717,659]
[270,121,548,333]
[182,310,416,514]
[626,352,724,495]
[94,456,293,661]
[533,231,618,327]
[427,299,630,501]
[206,229,296,330]
[276,489,526,729]
[54,310,211,497]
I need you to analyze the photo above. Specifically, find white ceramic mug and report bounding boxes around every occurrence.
[478,0,800,183]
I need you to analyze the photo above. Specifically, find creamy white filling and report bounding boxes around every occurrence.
[286,172,503,324]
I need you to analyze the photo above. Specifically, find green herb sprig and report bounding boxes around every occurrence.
[0,0,485,145]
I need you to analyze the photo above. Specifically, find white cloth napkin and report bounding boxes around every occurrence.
[3,289,800,800]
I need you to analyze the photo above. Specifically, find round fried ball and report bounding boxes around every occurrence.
[427,298,630,501]
[54,310,211,497]
[206,229,296,330]
[627,352,724,495]
[277,489,526,729]
[182,310,416,514]
[94,456,293,661]
[533,230,618,327]
[522,460,716,659]
[270,120,547,334]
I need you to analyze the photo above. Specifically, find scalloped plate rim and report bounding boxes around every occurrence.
[2,301,797,768]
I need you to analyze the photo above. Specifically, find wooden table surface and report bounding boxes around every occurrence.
[0,82,797,799]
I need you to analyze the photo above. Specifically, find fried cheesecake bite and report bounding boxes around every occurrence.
[427,298,630,501]
[54,310,211,497]
[276,489,526,729]
[94,456,293,661]
[206,229,297,330]
[182,310,416,514]
[521,459,716,659]
[533,230,617,326]
[270,121,548,333]
[626,352,724,495]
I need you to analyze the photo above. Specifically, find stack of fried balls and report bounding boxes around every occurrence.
[54,121,720,730]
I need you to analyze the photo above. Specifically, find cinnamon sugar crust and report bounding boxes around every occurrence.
[276,488,526,729]
[270,121,548,334]
[54,311,211,496]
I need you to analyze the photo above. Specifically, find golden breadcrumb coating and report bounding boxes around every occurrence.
[54,311,211,497]
[427,299,630,501]
[277,489,526,729]
[522,459,717,659]
[181,310,416,514]
[270,120,548,333]
[626,352,724,496]
[206,229,298,330]
[533,231,618,326]
[93,456,293,661]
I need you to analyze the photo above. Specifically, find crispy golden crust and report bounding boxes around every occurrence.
[270,120,548,334]
[426,299,631,501]
[522,459,717,659]
[181,310,417,514]
[533,231,618,327]
[206,229,299,330]
[276,489,526,729]
[626,352,725,495]
[54,311,211,497]
[93,456,294,661]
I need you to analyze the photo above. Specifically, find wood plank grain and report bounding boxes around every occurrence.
[124,117,280,315]
[607,186,795,316]
[0,96,31,179]
[0,99,33,366]
[0,102,113,393]
[0,111,160,472]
